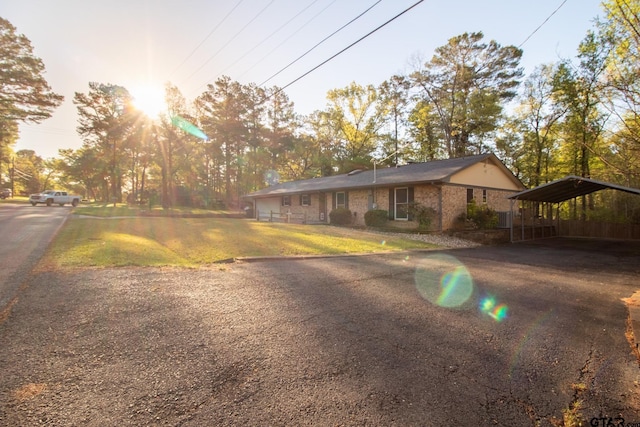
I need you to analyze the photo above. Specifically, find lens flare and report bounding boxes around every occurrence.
[264,170,280,185]
[414,254,474,308]
[171,115,208,140]
[479,296,508,322]
[509,310,553,377]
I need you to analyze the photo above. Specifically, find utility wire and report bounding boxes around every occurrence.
[186,0,276,82]
[518,0,568,48]
[269,0,425,97]
[169,0,245,79]
[13,168,32,179]
[238,0,338,80]
[259,0,382,87]
[219,0,322,77]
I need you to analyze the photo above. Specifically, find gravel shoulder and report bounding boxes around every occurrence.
[371,230,481,248]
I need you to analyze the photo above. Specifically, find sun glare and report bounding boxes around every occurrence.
[131,85,166,118]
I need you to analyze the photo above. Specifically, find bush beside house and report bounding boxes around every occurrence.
[329,208,353,225]
[364,209,389,227]
[408,203,437,230]
[456,199,499,229]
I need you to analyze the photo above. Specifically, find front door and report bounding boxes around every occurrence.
[319,192,327,222]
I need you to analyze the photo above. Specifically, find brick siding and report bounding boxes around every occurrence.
[258,185,517,230]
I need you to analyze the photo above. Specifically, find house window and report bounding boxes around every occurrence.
[467,188,474,203]
[282,195,291,206]
[335,192,346,209]
[395,187,409,220]
[301,194,310,206]
[482,189,487,204]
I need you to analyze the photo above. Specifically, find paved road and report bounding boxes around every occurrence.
[1,239,639,426]
[0,203,70,312]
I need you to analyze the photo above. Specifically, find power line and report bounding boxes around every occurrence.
[518,0,568,48]
[269,0,425,96]
[237,0,338,81]
[13,168,32,180]
[186,0,276,82]
[259,0,383,87]
[169,0,245,79]
[218,0,322,78]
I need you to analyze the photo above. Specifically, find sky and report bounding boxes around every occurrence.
[1,0,605,159]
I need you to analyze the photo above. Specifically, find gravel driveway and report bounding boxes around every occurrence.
[1,239,639,426]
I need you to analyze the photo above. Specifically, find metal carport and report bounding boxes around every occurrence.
[507,175,640,242]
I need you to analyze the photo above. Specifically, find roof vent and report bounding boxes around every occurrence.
[347,169,364,176]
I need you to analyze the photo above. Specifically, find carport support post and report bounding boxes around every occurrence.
[530,202,535,239]
[540,202,547,239]
[522,201,526,241]
[557,202,562,237]
[510,198,516,243]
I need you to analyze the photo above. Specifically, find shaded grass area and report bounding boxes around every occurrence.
[42,218,435,268]
[72,203,232,217]
[0,196,28,204]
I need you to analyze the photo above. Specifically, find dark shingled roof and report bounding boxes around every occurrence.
[244,153,520,198]
[508,175,640,203]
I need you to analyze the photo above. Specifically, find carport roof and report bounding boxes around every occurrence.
[508,175,640,203]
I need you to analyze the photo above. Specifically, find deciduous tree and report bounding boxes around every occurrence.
[510,64,568,187]
[598,0,640,184]
[323,82,386,172]
[407,99,445,161]
[554,31,611,218]
[411,32,522,157]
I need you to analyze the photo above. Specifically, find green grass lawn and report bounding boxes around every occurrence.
[42,217,436,268]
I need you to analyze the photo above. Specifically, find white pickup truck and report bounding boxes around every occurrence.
[29,190,81,207]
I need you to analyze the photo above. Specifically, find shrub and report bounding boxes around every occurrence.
[454,212,475,230]
[364,209,388,227]
[408,202,437,230]
[329,207,353,225]
[466,199,498,229]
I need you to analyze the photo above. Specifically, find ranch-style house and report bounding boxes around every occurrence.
[242,153,525,231]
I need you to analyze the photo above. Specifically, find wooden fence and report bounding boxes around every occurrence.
[256,210,309,224]
[558,220,640,240]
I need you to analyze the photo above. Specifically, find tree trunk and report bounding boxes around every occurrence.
[140,165,146,205]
